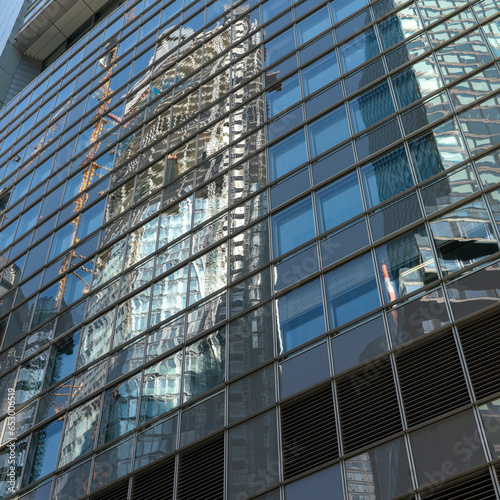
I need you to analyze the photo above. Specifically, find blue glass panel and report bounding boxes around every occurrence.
[315,170,363,233]
[277,278,325,353]
[338,28,380,73]
[298,32,335,64]
[268,129,308,180]
[349,81,395,134]
[308,105,350,157]
[324,253,380,327]
[305,83,343,119]
[266,73,301,118]
[262,0,291,22]
[336,9,372,43]
[296,6,331,46]
[267,105,303,142]
[331,0,368,23]
[312,143,355,185]
[264,27,296,67]
[301,50,339,96]
[270,168,310,209]
[274,244,319,292]
[23,419,64,486]
[272,196,316,257]
[360,146,414,208]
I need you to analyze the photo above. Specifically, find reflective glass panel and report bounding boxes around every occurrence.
[315,170,363,233]
[272,196,316,257]
[140,352,181,423]
[430,199,499,275]
[183,328,225,401]
[324,253,380,327]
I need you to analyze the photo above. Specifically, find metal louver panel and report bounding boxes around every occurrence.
[281,385,338,479]
[90,479,129,500]
[396,330,470,426]
[337,356,401,453]
[177,433,224,500]
[421,468,496,499]
[458,308,500,400]
[132,458,175,500]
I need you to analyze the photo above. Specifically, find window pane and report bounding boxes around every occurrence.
[180,391,225,447]
[324,253,380,327]
[277,278,325,354]
[285,464,343,499]
[228,410,279,498]
[345,437,413,499]
[409,119,468,182]
[375,225,437,302]
[349,81,395,133]
[140,352,181,423]
[268,129,308,181]
[308,105,349,158]
[272,196,316,257]
[23,419,63,486]
[183,328,225,401]
[98,373,141,445]
[229,303,275,378]
[332,315,388,373]
[134,415,177,469]
[264,27,296,67]
[339,28,380,73]
[430,199,499,275]
[228,365,276,423]
[296,6,331,46]
[77,310,115,369]
[410,409,486,487]
[360,146,413,208]
[479,398,500,459]
[315,170,363,233]
[266,73,301,118]
[279,342,330,398]
[58,395,100,467]
[91,438,133,492]
[392,56,443,109]
[301,51,339,96]
[189,242,227,305]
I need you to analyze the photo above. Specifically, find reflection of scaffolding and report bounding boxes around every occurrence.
[56,46,120,307]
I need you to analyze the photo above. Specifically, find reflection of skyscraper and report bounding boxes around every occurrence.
[0,0,500,499]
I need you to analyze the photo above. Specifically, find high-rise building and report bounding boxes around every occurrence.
[0,0,499,498]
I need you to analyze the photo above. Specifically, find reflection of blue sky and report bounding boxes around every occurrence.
[0,0,25,52]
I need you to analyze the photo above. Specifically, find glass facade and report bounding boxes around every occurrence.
[0,0,499,498]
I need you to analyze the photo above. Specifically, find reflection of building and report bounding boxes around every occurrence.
[0,0,499,499]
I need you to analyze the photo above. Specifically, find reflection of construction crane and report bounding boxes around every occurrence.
[381,261,398,328]
[56,45,121,307]
[51,384,72,414]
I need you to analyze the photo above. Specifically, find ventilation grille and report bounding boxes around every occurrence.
[132,458,175,500]
[421,468,496,499]
[458,308,500,400]
[90,479,129,500]
[337,356,401,453]
[177,433,224,500]
[281,385,338,479]
[396,330,470,426]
